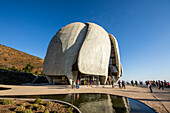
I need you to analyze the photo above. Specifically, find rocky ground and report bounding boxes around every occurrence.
[0,98,75,113]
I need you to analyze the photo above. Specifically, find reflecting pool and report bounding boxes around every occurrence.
[1,93,156,113]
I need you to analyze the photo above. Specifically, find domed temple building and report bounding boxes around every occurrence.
[43,22,123,85]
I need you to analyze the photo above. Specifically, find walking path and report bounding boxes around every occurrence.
[0,84,169,113]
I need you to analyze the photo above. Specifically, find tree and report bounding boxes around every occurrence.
[22,62,35,73]
[11,66,16,71]
[35,70,39,75]
[40,71,44,76]
[10,66,20,71]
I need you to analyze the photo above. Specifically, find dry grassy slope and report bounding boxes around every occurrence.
[0,44,43,72]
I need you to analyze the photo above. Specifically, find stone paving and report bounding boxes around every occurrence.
[0,84,169,113]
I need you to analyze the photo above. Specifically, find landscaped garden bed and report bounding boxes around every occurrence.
[0,98,76,113]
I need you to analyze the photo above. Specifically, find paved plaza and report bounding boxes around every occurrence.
[0,84,169,113]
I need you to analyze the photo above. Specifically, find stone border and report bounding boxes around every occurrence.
[124,96,158,113]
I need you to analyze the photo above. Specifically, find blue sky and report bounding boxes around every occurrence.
[0,0,170,81]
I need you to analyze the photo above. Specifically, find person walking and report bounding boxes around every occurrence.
[158,80,161,89]
[135,80,138,86]
[77,79,80,89]
[72,79,74,89]
[131,80,134,86]
[156,80,158,87]
[90,79,92,86]
[118,80,121,88]
[122,80,126,89]
[111,80,114,88]
[161,81,164,90]
[149,82,153,93]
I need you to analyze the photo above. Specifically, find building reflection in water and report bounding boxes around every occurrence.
[62,93,130,113]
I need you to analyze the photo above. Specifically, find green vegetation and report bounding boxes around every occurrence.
[0,66,20,72]
[0,63,44,77]
[44,110,50,113]
[14,106,25,112]
[11,66,19,71]
[29,103,39,109]
[9,112,16,113]
[23,109,33,113]
[46,101,52,107]
[28,104,34,109]
[2,99,14,105]
[37,105,45,111]
[34,70,39,75]
[68,106,74,111]
[0,63,34,73]
[22,62,35,73]
[0,98,76,113]
[0,68,48,85]
[34,98,42,104]
[0,99,4,102]
[20,103,26,106]
[63,105,69,108]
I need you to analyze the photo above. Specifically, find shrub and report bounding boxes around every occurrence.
[54,104,59,110]
[61,108,66,113]
[11,66,16,71]
[68,106,74,111]
[37,105,45,111]
[34,98,42,104]
[33,103,39,107]
[44,110,49,113]
[23,109,33,113]
[34,71,39,75]
[63,105,68,108]
[46,101,52,107]
[2,99,14,105]
[0,99,4,102]
[29,104,34,109]
[21,103,26,106]
[22,63,34,73]
[29,104,39,109]
[14,106,25,112]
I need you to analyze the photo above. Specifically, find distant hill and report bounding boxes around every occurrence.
[0,44,43,72]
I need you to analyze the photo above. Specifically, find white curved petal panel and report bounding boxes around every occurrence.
[43,22,87,79]
[78,23,111,77]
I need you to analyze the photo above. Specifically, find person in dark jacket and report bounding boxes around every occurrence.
[118,80,121,88]
[149,82,153,93]
[122,80,126,89]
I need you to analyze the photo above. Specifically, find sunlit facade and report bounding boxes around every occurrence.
[43,22,123,85]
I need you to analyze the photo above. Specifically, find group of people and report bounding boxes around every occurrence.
[145,80,170,90]
[131,80,170,93]
[131,80,140,86]
[72,79,80,89]
[118,80,126,89]
[72,79,169,92]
